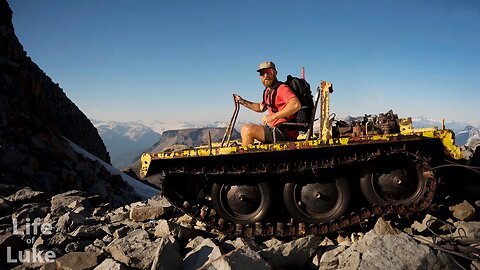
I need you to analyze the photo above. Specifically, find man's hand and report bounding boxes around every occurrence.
[262,114,276,125]
[234,95,263,112]
[233,94,243,104]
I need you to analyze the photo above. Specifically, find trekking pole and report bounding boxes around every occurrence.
[226,100,240,146]
[221,94,240,147]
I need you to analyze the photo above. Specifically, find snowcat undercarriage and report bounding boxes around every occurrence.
[139,79,471,238]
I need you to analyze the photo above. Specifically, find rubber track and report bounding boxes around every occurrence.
[161,145,437,238]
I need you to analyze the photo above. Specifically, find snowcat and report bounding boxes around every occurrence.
[139,72,475,238]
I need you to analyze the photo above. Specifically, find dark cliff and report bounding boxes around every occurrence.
[0,0,110,163]
[0,1,141,203]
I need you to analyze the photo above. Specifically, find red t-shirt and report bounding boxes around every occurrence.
[261,83,299,138]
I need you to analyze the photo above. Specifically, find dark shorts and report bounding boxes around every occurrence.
[263,125,296,144]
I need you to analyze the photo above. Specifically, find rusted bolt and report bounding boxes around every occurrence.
[393,177,402,184]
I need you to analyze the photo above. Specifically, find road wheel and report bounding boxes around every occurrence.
[360,154,433,206]
[283,174,350,224]
[211,182,272,224]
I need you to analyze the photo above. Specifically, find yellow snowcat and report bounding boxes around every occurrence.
[139,76,475,238]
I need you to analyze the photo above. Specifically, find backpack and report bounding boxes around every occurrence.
[263,75,314,131]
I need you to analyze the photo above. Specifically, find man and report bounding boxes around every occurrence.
[234,61,301,146]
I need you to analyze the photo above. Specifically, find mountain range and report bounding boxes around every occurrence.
[94,118,480,169]
[93,120,242,168]
[411,116,480,133]
[92,120,161,169]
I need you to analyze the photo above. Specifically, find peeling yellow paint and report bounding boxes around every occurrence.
[140,128,464,178]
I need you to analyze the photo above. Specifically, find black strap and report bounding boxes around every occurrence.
[262,81,282,113]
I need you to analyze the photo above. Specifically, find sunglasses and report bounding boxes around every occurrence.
[259,69,274,77]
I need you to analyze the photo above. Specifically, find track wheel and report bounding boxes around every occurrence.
[211,182,272,224]
[283,175,350,224]
[360,154,434,206]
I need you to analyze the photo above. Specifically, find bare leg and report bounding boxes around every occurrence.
[240,124,265,146]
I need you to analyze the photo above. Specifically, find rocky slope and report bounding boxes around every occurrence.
[0,1,109,164]
[1,186,479,269]
[0,0,134,196]
[0,1,155,267]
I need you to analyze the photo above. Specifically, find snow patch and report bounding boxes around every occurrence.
[66,138,159,200]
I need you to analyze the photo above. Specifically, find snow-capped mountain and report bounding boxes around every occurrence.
[91,119,246,169]
[456,125,480,149]
[148,120,228,133]
[412,117,480,133]
[411,117,480,147]
[92,120,161,169]
[455,126,476,146]
[123,120,231,134]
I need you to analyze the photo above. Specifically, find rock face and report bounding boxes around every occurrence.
[149,127,240,153]
[0,6,146,262]
[0,1,137,198]
[0,0,109,163]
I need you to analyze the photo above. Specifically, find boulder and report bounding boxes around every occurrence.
[56,211,86,233]
[50,191,86,213]
[154,219,197,240]
[106,229,159,270]
[322,218,458,270]
[183,238,223,270]
[107,207,129,223]
[337,233,457,270]
[259,235,322,269]
[55,251,103,270]
[185,236,206,253]
[11,203,49,225]
[129,205,171,222]
[112,226,130,239]
[70,225,105,239]
[449,200,476,221]
[147,195,172,208]
[318,245,347,270]
[150,236,182,270]
[201,248,272,270]
[93,258,125,270]
[6,187,46,203]
[46,232,75,248]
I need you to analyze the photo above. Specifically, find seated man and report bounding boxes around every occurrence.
[234,61,301,146]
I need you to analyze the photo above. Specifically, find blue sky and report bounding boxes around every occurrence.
[8,0,480,123]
